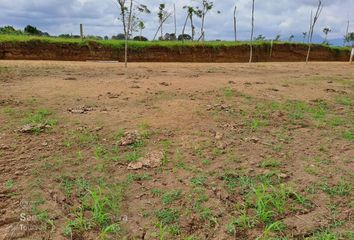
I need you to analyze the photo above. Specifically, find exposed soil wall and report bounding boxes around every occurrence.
[0,41,350,62]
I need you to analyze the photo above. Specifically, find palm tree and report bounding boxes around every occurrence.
[182,6,201,41]
[302,32,307,43]
[323,27,331,43]
[138,21,145,40]
[158,4,166,39]
[198,0,218,41]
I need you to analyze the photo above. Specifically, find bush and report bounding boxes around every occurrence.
[0,26,22,35]
[133,36,148,41]
[178,34,192,41]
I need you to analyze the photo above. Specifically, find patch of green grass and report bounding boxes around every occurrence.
[249,118,265,131]
[60,175,75,198]
[113,128,125,141]
[93,145,108,160]
[24,109,57,133]
[4,179,15,189]
[64,183,124,238]
[138,121,151,139]
[190,175,207,186]
[155,208,180,225]
[306,229,339,240]
[223,173,256,193]
[124,150,142,162]
[151,188,163,197]
[127,173,151,182]
[335,96,353,106]
[342,130,353,141]
[327,117,346,127]
[320,180,352,196]
[160,139,172,166]
[247,184,304,225]
[227,210,255,234]
[161,190,182,205]
[223,87,235,98]
[260,158,281,168]
[64,130,99,147]
[3,107,15,115]
[304,165,320,176]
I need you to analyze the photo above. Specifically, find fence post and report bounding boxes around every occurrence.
[80,24,84,40]
[350,48,354,64]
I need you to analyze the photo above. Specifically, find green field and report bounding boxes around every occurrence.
[0,34,350,51]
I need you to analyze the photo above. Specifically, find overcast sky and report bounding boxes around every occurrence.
[0,0,353,43]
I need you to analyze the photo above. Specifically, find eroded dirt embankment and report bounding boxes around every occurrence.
[0,41,350,62]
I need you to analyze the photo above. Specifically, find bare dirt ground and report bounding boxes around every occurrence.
[0,61,353,240]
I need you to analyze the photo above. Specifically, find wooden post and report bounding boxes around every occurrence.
[350,48,354,64]
[80,24,84,40]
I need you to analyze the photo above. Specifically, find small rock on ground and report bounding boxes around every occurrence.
[128,151,164,170]
[119,130,141,146]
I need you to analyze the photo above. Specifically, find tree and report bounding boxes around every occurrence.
[255,34,265,41]
[178,34,192,41]
[115,0,150,68]
[133,35,148,41]
[249,0,255,63]
[198,0,218,41]
[158,4,166,39]
[302,32,307,43]
[322,27,331,43]
[24,25,47,36]
[0,26,22,35]
[233,3,237,42]
[344,32,354,46]
[154,4,172,40]
[306,0,323,63]
[344,20,349,46]
[112,33,126,40]
[174,4,177,37]
[137,21,145,41]
[182,6,202,41]
[274,35,281,41]
[162,33,177,41]
[288,35,294,42]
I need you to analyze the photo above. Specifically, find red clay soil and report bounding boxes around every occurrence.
[0,41,350,62]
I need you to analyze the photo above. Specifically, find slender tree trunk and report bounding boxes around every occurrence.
[249,0,255,63]
[344,20,349,46]
[233,5,237,42]
[174,4,177,37]
[200,13,206,41]
[160,19,163,39]
[182,13,189,42]
[306,0,322,64]
[153,13,172,41]
[140,28,142,41]
[124,0,133,68]
[190,15,195,41]
[306,11,313,64]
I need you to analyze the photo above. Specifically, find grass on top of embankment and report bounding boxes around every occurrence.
[0,34,350,52]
